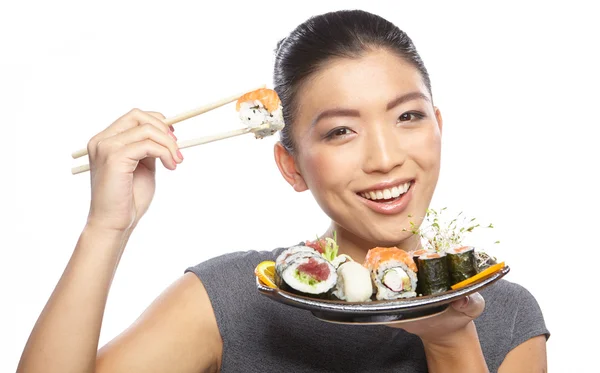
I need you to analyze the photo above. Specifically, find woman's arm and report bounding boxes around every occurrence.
[17,109,222,373]
[96,272,223,373]
[498,336,547,373]
[422,321,489,373]
[389,293,490,373]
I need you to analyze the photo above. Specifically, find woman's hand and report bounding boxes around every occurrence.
[86,108,184,234]
[388,292,485,346]
[388,292,489,372]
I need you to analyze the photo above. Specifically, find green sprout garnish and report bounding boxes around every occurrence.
[403,208,498,253]
[315,230,339,262]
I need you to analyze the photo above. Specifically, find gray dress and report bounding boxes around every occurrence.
[185,247,549,373]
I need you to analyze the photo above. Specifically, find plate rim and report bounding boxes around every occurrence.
[256,265,510,314]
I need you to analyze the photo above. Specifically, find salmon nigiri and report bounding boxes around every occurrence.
[236,88,281,113]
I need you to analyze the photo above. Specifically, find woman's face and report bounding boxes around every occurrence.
[276,49,442,247]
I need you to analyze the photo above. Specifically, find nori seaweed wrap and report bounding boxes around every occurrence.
[416,252,451,295]
[447,246,477,285]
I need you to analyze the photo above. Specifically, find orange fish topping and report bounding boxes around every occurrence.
[364,247,418,273]
[236,88,281,113]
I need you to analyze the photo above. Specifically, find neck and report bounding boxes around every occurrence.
[321,222,422,263]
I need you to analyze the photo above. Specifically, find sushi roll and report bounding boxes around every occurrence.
[410,248,431,295]
[416,252,451,296]
[447,246,478,285]
[474,250,498,273]
[411,248,430,264]
[275,244,319,268]
[364,247,418,300]
[236,88,285,139]
[332,260,373,302]
[275,246,337,297]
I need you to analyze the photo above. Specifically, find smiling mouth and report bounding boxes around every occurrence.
[358,181,413,203]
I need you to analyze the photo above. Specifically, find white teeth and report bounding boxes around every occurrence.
[383,189,392,199]
[361,181,412,201]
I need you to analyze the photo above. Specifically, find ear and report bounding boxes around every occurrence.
[434,106,443,135]
[274,142,308,192]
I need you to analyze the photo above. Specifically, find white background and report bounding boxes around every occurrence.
[1,1,598,371]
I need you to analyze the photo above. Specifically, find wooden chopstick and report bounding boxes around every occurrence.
[70,84,265,159]
[71,127,254,175]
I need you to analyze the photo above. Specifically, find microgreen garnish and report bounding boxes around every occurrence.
[403,208,499,253]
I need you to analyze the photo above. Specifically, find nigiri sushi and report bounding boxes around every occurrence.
[364,247,418,300]
[332,260,373,302]
[236,88,285,139]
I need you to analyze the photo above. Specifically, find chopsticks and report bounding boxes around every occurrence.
[71,127,254,175]
[71,84,265,160]
[71,85,265,175]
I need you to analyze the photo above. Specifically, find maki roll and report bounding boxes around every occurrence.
[447,246,477,285]
[410,248,431,295]
[236,88,285,139]
[411,248,430,264]
[275,245,337,297]
[474,250,498,273]
[364,247,418,300]
[416,252,451,296]
[332,260,373,302]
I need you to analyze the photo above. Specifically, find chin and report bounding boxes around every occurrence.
[363,226,417,248]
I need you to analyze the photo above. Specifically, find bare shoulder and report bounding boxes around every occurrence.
[96,273,222,373]
[498,334,547,373]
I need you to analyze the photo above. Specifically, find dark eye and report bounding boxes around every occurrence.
[325,127,353,139]
[397,112,425,124]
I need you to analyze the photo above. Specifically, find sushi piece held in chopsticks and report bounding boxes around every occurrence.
[364,247,418,300]
[236,88,285,139]
[332,259,373,302]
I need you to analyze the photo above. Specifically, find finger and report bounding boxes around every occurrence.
[109,139,179,172]
[145,111,175,133]
[450,293,485,319]
[88,109,170,156]
[96,123,182,165]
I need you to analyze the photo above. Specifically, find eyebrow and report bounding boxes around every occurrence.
[311,91,431,126]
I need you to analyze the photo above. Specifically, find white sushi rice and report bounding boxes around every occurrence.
[238,100,285,139]
[332,261,373,302]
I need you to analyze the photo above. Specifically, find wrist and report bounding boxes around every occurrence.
[422,322,489,373]
[80,222,132,255]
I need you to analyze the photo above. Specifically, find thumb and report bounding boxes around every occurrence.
[451,292,485,319]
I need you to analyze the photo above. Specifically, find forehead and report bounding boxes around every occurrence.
[296,49,429,116]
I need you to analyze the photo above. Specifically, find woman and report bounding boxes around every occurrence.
[17,9,549,373]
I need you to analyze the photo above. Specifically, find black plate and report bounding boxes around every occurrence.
[257,265,510,324]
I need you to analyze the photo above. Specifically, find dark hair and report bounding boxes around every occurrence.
[274,9,432,153]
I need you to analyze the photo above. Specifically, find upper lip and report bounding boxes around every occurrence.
[357,178,414,193]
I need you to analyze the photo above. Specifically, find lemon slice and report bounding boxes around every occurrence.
[255,260,277,289]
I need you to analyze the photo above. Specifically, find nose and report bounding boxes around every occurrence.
[362,124,406,174]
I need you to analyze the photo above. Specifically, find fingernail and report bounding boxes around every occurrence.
[169,125,175,132]
[461,296,470,308]
[168,131,178,141]
[177,149,184,161]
